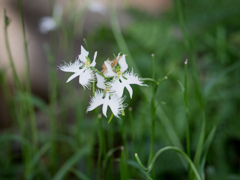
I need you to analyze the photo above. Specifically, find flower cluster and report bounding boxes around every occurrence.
[59,46,146,118]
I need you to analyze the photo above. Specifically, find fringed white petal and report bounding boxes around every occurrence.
[90,51,97,67]
[78,46,89,63]
[66,71,81,83]
[104,61,116,77]
[87,91,124,118]
[87,90,105,112]
[110,69,147,98]
[124,82,133,98]
[118,54,128,73]
[79,68,94,89]
[59,59,82,73]
[109,78,125,97]
[96,73,106,90]
[108,94,125,118]
[124,68,147,86]
[102,93,109,117]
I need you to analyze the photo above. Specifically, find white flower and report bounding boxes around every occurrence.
[87,74,125,118]
[87,90,125,118]
[59,46,97,89]
[87,1,107,15]
[104,54,146,98]
[110,69,146,98]
[39,3,62,34]
[39,17,57,34]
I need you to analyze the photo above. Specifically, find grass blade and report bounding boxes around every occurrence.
[53,147,90,180]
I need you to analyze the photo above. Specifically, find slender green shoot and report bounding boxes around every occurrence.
[135,146,202,180]
[18,0,38,149]
[108,113,114,123]
[3,9,22,91]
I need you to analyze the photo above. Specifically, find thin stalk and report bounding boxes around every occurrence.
[120,115,128,177]
[184,59,191,180]
[97,115,106,179]
[175,0,203,107]
[4,9,32,178]
[176,0,206,176]
[148,54,156,179]
[3,9,22,91]
[135,146,202,180]
[121,116,127,153]
[193,111,206,168]
[120,146,127,180]
[128,107,135,153]
[184,59,190,157]
[18,0,38,149]
[108,113,114,124]
[94,80,106,179]
[44,44,57,170]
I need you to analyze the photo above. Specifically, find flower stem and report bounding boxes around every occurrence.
[135,146,202,180]
[184,59,191,179]
[97,114,106,179]
[148,54,157,178]
[176,1,206,178]
[184,60,190,157]
[108,113,114,124]
[3,9,23,91]
[4,9,33,177]
[18,0,38,149]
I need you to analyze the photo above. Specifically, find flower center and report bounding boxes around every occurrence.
[105,86,110,92]
[117,70,122,77]
[84,60,90,68]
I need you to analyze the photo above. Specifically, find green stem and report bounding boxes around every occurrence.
[97,115,106,179]
[194,111,206,169]
[149,54,156,178]
[184,59,191,179]
[108,113,114,124]
[4,8,32,178]
[135,146,202,180]
[128,107,135,153]
[184,60,190,156]
[44,44,57,170]
[94,77,106,179]
[18,0,38,149]
[176,0,203,107]
[3,9,23,91]
[120,146,127,180]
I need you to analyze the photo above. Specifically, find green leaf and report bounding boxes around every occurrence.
[177,80,185,92]
[70,168,90,180]
[27,143,51,180]
[53,146,90,180]
[135,146,202,180]
[199,126,216,179]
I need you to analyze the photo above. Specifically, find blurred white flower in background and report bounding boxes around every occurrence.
[38,3,62,34]
[39,17,57,34]
[87,1,107,15]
